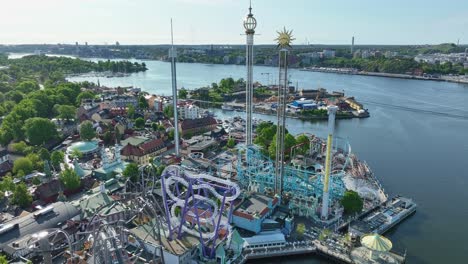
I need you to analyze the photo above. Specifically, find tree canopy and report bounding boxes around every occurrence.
[12,182,33,208]
[59,167,81,190]
[0,176,15,192]
[163,105,174,118]
[13,157,33,175]
[138,95,149,109]
[79,121,95,141]
[227,137,236,148]
[38,148,51,161]
[296,223,306,239]
[268,133,296,159]
[340,190,364,214]
[127,104,135,119]
[56,104,76,120]
[295,134,310,155]
[179,88,188,99]
[24,117,57,146]
[51,150,65,170]
[135,117,145,128]
[123,163,139,183]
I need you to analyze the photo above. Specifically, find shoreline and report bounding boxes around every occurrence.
[14,51,464,85]
[300,67,468,84]
[213,107,369,121]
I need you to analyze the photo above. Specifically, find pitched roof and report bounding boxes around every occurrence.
[120,138,165,157]
[141,138,164,152]
[35,179,63,199]
[180,117,217,130]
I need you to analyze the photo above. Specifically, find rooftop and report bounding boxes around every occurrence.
[121,136,149,146]
[131,220,200,256]
[67,140,99,154]
[234,194,277,219]
[0,202,80,254]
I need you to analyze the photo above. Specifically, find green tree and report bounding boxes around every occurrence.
[44,160,52,179]
[138,96,149,109]
[168,129,175,140]
[268,133,296,159]
[56,105,76,120]
[79,121,95,141]
[11,141,32,155]
[127,104,135,119]
[123,163,139,182]
[13,157,33,175]
[70,149,83,160]
[38,148,51,161]
[32,177,41,185]
[26,153,43,171]
[5,90,24,103]
[24,117,57,146]
[135,117,145,128]
[59,167,81,190]
[340,190,364,214]
[227,137,236,148]
[296,223,306,239]
[163,105,174,118]
[0,176,15,192]
[295,134,310,155]
[12,182,33,208]
[0,254,8,264]
[51,150,65,170]
[76,91,95,105]
[16,80,40,94]
[102,131,114,145]
[156,165,166,177]
[179,88,188,99]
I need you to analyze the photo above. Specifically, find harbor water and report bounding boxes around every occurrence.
[68,59,468,264]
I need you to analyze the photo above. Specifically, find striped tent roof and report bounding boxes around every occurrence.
[361,233,393,252]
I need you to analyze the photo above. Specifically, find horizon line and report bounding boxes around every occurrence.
[1,42,467,47]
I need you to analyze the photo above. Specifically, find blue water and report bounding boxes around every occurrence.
[68,59,468,264]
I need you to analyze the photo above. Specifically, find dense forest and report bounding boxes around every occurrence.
[316,57,467,75]
[0,54,147,77]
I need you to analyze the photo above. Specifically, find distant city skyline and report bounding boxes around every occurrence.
[1,0,467,45]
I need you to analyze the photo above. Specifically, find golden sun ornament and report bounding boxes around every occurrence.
[275,27,295,48]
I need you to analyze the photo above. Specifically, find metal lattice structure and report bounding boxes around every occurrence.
[25,229,74,264]
[244,3,256,146]
[237,135,351,217]
[160,165,240,259]
[238,145,275,194]
[274,47,289,195]
[76,164,167,264]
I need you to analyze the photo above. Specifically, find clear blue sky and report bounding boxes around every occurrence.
[1,0,467,45]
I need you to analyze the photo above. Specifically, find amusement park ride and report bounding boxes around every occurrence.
[17,5,393,264]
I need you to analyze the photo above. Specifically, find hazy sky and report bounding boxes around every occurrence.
[1,0,467,45]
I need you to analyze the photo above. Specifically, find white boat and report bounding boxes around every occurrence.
[221,103,234,111]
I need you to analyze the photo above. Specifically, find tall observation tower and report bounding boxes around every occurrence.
[274,28,295,195]
[169,20,180,156]
[321,105,338,220]
[243,2,256,146]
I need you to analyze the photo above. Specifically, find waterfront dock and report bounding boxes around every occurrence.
[233,243,317,264]
[233,238,405,264]
[348,196,417,236]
